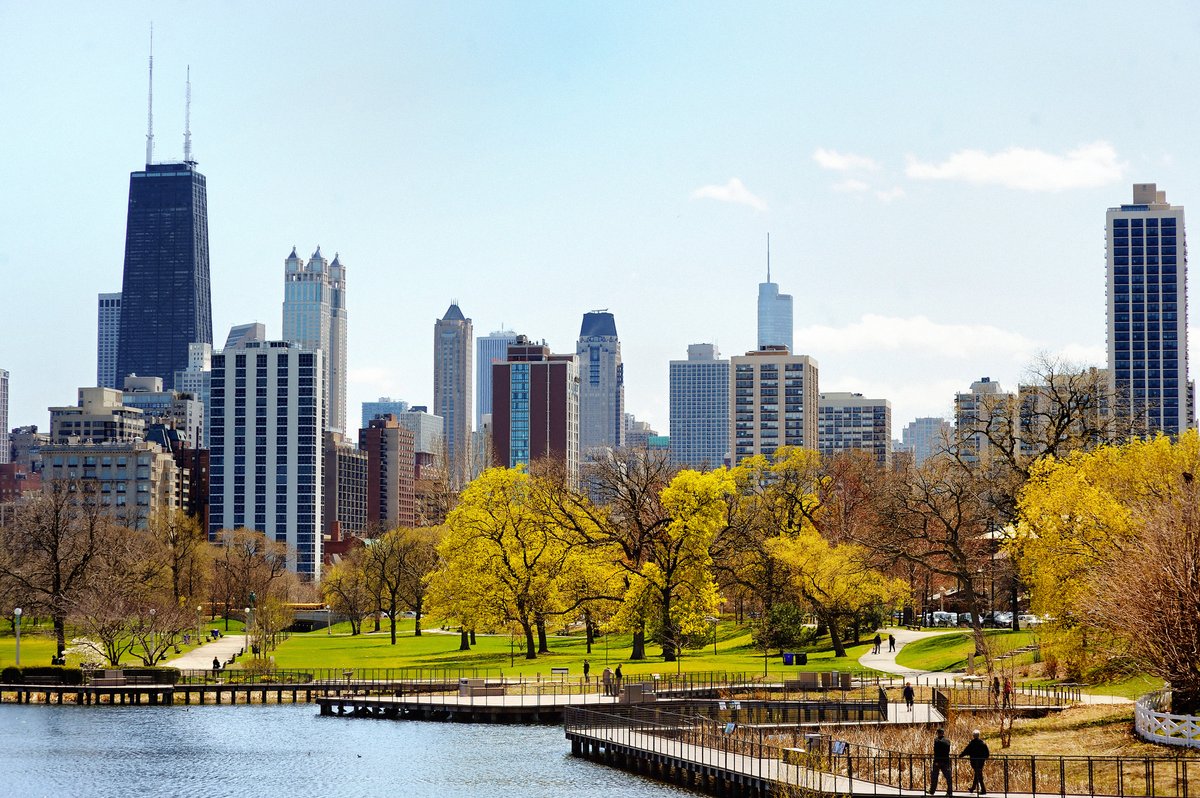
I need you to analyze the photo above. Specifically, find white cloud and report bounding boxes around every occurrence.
[905,141,1125,192]
[832,178,870,193]
[799,314,1038,361]
[689,177,768,211]
[874,186,905,203]
[813,148,880,171]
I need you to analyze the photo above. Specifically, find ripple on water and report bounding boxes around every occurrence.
[0,703,693,798]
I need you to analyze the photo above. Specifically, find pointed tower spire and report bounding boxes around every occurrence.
[766,232,771,283]
[145,24,154,167]
[183,65,193,164]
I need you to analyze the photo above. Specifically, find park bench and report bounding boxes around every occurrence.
[550,667,570,679]
[90,669,126,687]
[24,676,65,686]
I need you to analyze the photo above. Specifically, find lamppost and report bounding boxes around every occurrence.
[13,608,21,667]
[244,607,251,658]
[706,616,719,655]
[325,605,332,635]
[148,608,156,664]
[196,605,203,643]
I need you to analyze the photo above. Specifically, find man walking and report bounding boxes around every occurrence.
[929,728,952,796]
[583,659,591,683]
[889,634,896,653]
[601,666,613,697]
[960,729,990,794]
[903,681,915,712]
[873,633,882,654]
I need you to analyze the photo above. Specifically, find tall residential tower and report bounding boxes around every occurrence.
[757,238,793,352]
[668,343,730,469]
[97,293,122,389]
[477,328,518,429]
[1107,183,1189,435]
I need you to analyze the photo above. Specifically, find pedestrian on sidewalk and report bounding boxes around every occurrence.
[929,728,952,797]
[212,656,220,674]
[873,633,882,654]
[1002,676,1013,709]
[601,666,613,697]
[583,659,590,683]
[903,681,915,711]
[959,729,990,794]
[614,664,623,695]
[888,634,896,652]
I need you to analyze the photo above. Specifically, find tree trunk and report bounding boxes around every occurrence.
[828,617,847,658]
[53,615,66,658]
[523,622,537,659]
[458,628,470,651]
[630,627,647,660]
[389,594,399,645]
[413,601,422,637]
[536,619,549,654]
[469,628,476,645]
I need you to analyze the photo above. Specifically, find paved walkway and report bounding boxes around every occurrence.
[858,627,1132,705]
[166,632,247,670]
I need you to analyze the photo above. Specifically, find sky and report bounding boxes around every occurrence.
[4,2,1200,441]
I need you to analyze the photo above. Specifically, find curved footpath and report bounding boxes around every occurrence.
[166,632,248,670]
[859,627,1131,705]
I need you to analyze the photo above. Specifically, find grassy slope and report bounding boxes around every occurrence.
[895,630,1037,672]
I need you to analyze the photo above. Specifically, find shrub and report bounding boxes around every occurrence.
[1,666,21,684]
[19,666,84,685]
[122,667,180,685]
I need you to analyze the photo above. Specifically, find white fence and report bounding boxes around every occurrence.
[1134,689,1200,748]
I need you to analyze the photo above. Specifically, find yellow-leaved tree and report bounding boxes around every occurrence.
[609,468,734,662]
[768,531,908,657]
[1016,430,1200,685]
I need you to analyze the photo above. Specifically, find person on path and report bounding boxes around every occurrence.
[888,634,896,653]
[212,656,220,674]
[614,664,623,695]
[991,676,1001,708]
[960,729,990,794]
[929,728,952,797]
[601,667,613,697]
[1002,677,1013,709]
[873,633,882,654]
[583,659,590,683]
[903,681,915,712]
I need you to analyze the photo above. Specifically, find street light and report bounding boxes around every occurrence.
[149,608,157,664]
[706,616,719,655]
[13,608,22,667]
[244,607,251,658]
[325,605,332,635]
[197,605,203,643]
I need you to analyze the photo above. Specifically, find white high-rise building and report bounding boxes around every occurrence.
[730,347,818,464]
[668,343,729,469]
[818,392,892,468]
[477,329,518,429]
[283,247,347,434]
[1107,183,1189,435]
[577,311,624,454]
[97,292,122,389]
[209,340,324,580]
[174,342,213,448]
[954,377,1015,464]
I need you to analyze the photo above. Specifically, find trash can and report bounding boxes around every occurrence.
[783,652,795,666]
[798,652,808,665]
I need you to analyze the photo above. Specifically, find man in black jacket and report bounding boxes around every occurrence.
[960,729,990,794]
[929,728,952,796]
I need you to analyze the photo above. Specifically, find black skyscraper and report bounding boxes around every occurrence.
[115,161,212,388]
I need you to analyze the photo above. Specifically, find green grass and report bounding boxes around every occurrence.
[1080,673,1164,699]
[895,629,1037,672]
[259,619,878,677]
[0,619,247,669]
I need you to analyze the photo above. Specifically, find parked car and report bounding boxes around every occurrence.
[1018,613,1042,627]
[931,611,958,627]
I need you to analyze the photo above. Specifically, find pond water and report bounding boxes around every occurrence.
[0,703,690,798]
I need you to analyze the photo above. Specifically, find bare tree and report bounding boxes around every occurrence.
[0,480,111,657]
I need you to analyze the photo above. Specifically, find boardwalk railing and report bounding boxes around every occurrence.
[566,705,1198,797]
[1136,690,1200,749]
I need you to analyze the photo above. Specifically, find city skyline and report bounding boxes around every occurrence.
[5,5,1200,438]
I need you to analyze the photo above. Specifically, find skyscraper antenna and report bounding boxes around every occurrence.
[766,232,771,282]
[145,24,154,167]
[183,65,192,164]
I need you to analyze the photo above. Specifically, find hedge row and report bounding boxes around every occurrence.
[0,665,181,685]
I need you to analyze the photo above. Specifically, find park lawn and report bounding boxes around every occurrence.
[0,632,60,669]
[263,620,878,677]
[895,629,1037,672]
[1082,673,1164,699]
